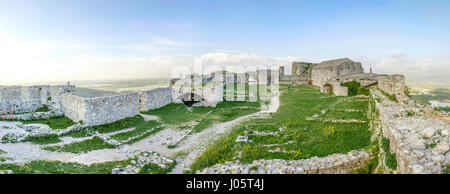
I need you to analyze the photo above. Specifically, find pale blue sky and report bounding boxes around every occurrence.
[0,0,449,84]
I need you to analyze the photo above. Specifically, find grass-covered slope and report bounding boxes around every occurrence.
[191,85,373,172]
[142,101,261,133]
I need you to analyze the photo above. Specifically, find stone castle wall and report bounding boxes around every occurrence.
[139,87,172,112]
[377,75,408,103]
[0,85,75,113]
[320,80,348,96]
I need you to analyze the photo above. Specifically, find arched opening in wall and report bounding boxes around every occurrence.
[181,93,203,107]
[322,84,333,94]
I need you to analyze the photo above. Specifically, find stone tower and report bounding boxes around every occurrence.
[279,66,285,77]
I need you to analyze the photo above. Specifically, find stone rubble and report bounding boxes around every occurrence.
[198,150,373,174]
[111,151,174,174]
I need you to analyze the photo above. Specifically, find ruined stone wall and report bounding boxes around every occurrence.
[378,75,408,103]
[337,62,364,75]
[198,150,373,174]
[60,93,86,123]
[60,92,140,126]
[292,62,316,75]
[320,81,348,96]
[0,86,41,113]
[139,87,172,112]
[195,84,224,107]
[312,69,338,87]
[371,89,448,174]
[0,85,75,113]
[83,93,140,126]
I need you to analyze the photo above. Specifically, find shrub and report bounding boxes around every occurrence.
[341,81,369,96]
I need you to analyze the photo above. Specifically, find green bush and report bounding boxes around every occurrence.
[44,137,116,153]
[341,81,369,96]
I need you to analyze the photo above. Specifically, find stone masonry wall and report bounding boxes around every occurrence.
[139,87,172,112]
[83,93,140,126]
[60,92,140,126]
[0,85,75,113]
[372,89,449,174]
[198,150,373,174]
[378,74,408,103]
[60,93,86,123]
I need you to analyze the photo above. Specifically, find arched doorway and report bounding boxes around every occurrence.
[322,84,333,94]
[181,93,203,106]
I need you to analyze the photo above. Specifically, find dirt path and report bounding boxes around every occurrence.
[169,92,280,174]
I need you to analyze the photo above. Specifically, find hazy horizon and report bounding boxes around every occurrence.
[0,0,449,86]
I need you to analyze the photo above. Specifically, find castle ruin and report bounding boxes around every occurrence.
[0,57,409,126]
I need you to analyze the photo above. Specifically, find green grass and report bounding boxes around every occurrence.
[142,103,202,125]
[438,107,450,112]
[0,149,6,154]
[43,137,116,153]
[11,116,76,144]
[23,134,62,145]
[22,116,76,130]
[65,115,146,138]
[381,137,397,170]
[411,88,450,106]
[190,85,373,172]
[0,159,131,174]
[35,105,50,112]
[341,81,370,96]
[323,99,368,120]
[142,101,260,133]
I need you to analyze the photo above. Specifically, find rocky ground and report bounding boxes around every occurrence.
[198,150,372,174]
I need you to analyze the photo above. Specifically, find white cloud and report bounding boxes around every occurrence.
[1,27,448,86]
[374,53,450,85]
[196,52,309,74]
